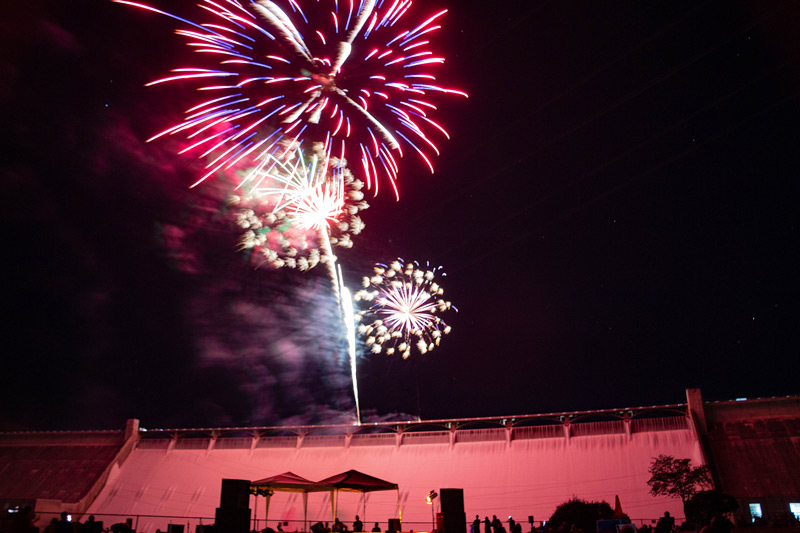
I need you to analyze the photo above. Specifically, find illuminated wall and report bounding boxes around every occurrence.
[87,417,702,533]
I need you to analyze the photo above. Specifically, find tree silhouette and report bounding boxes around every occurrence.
[684,490,738,527]
[548,497,615,533]
[647,455,712,513]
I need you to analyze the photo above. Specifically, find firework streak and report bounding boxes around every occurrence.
[114,0,466,198]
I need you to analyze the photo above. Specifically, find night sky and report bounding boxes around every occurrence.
[2,1,798,431]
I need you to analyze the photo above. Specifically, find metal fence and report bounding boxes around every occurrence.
[27,512,444,533]
[25,512,672,533]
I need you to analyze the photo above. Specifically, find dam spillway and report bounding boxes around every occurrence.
[86,413,701,532]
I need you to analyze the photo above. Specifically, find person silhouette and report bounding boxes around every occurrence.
[656,513,674,533]
[55,513,72,533]
[472,516,481,533]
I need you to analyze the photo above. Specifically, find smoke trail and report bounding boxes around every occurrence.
[149,174,360,426]
[185,262,358,426]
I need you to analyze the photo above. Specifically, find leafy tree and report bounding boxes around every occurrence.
[647,455,712,513]
[684,490,738,527]
[548,497,615,533]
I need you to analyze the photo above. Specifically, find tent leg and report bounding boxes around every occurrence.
[253,495,258,532]
[265,494,272,532]
[303,493,308,533]
[395,489,401,524]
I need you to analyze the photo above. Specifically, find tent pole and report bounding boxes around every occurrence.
[330,490,336,525]
[265,492,272,532]
[303,492,308,533]
[253,493,258,532]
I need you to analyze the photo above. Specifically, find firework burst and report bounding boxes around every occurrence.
[230,144,368,269]
[115,0,466,198]
[354,258,454,359]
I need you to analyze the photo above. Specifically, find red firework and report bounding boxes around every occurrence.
[115,0,466,199]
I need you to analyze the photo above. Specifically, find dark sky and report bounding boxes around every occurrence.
[2,1,798,431]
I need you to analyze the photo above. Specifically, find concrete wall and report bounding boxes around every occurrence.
[86,417,702,533]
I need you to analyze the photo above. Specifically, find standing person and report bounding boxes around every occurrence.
[656,513,674,533]
[353,517,363,533]
[44,519,58,533]
[472,516,481,533]
[484,518,491,533]
[492,516,502,533]
[55,514,72,533]
[509,518,516,533]
[81,516,102,533]
[492,514,503,533]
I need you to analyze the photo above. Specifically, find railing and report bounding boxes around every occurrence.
[255,436,297,448]
[512,425,564,440]
[350,433,396,446]
[400,432,450,445]
[134,416,697,452]
[25,513,681,533]
[27,513,436,533]
[570,420,626,437]
[130,403,690,441]
[30,512,211,533]
[630,417,689,433]
[453,429,506,443]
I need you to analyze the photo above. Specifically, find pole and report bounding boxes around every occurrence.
[303,493,308,533]
[265,492,272,532]
[254,493,259,532]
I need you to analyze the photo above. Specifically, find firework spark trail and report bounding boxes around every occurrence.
[339,267,361,424]
[319,224,341,306]
[113,0,466,197]
[354,258,455,359]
